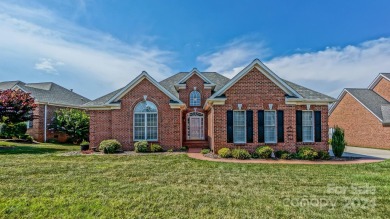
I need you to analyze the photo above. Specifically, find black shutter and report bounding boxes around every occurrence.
[277,110,284,142]
[314,111,322,142]
[246,110,253,143]
[258,110,264,143]
[227,110,233,143]
[296,111,302,142]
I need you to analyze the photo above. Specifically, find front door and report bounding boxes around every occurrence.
[187,112,204,140]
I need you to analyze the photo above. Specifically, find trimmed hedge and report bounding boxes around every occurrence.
[134,141,149,153]
[297,146,318,160]
[232,149,251,160]
[255,146,274,159]
[218,148,232,158]
[99,139,122,154]
[201,149,210,154]
[0,122,27,139]
[151,144,163,152]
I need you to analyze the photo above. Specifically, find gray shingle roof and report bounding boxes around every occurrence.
[159,72,230,98]
[86,71,334,106]
[83,88,123,106]
[0,81,90,107]
[381,73,390,80]
[283,80,336,101]
[381,105,390,124]
[345,88,390,121]
[0,81,22,90]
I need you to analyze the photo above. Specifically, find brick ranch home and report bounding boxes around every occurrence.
[0,81,90,142]
[84,59,336,153]
[329,73,390,149]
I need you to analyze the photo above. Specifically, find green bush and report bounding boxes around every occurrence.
[99,139,122,154]
[232,149,251,160]
[218,148,232,158]
[0,122,27,139]
[331,126,346,158]
[20,134,34,142]
[255,146,274,159]
[167,149,174,153]
[275,150,292,160]
[201,149,210,154]
[134,141,149,153]
[317,150,331,160]
[80,140,89,146]
[180,146,188,151]
[297,146,318,160]
[150,144,163,152]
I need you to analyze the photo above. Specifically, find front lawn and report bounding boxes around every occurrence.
[0,143,389,218]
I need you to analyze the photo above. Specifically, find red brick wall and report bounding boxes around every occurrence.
[89,78,182,150]
[373,77,390,102]
[27,104,69,142]
[329,93,390,149]
[179,74,212,142]
[212,67,329,153]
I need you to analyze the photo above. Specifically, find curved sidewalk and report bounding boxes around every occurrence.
[188,153,384,165]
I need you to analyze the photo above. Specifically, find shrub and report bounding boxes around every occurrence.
[0,122,27,139]
[317,150,331,160]
[167,149,173,152]
[275,150,292,160]
[331,126,346,158]
[218,148,232,158]
[20,134,34,142]
[99,139,122,154]
[80,140,89,146]
[150,144,163,152]
[201,149,210,154]
[180,146,188,151]
[134,141,149,153]
[232,149,251,160]
[297,146,318,160]
[255,146,274,159]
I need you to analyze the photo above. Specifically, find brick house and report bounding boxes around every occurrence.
[329,73,390,149]
[85,59,335,153]
[0,81,90,142]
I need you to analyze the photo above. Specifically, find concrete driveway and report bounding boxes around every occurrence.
[329,146,390,159]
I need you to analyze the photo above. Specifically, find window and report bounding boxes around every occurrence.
[134,101,158,141]
[302,111,314,142]
[264,111,276,143]
[233,111,246,143]
[189,91,201,106]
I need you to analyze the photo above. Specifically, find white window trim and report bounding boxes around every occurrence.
[133,101,158,141]
[302,110,314,143]
[233,110,246,144]
[264,110,277,144]
[189,91,201,106]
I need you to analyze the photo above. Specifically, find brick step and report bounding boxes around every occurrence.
[184,141,209,148]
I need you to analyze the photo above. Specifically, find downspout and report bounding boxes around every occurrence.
[44,104,47,142]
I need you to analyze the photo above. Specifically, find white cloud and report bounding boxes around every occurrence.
[0,1,173,99]
[34,58,64,74]
[199,37,390,97]
[197,36,269,78]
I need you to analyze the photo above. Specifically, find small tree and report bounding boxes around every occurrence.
[331,126,346,158]
[49,109,89,144]
[0,89,36,124]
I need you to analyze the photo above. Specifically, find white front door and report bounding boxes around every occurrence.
[187,113,204,140]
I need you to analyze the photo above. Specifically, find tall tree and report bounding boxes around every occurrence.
[0,89,36,124]
[49,109,89,143]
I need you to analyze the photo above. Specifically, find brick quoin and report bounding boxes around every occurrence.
[211,67,329,153]
[329,93,390,149]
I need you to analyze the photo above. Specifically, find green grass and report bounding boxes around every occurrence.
[0,143,389,218]
[0,141,78,155]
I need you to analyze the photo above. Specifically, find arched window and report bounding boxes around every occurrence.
[134,101,158,141]
[190,91,201,106]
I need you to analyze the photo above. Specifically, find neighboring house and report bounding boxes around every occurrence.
[0,81,90,142]
[84,59,335,153]
[329,73,390,149]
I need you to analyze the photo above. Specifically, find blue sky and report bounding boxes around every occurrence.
[1,0,390,99]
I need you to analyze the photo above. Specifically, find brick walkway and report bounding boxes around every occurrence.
[187,153,384,165]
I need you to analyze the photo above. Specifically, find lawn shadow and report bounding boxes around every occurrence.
[0,146,68,155]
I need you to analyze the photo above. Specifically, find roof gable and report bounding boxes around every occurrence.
[106,71,184,106]
[330,88,390,123]
[176,68,215,85]
[368,73,390,90]
[209,59,303,99]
